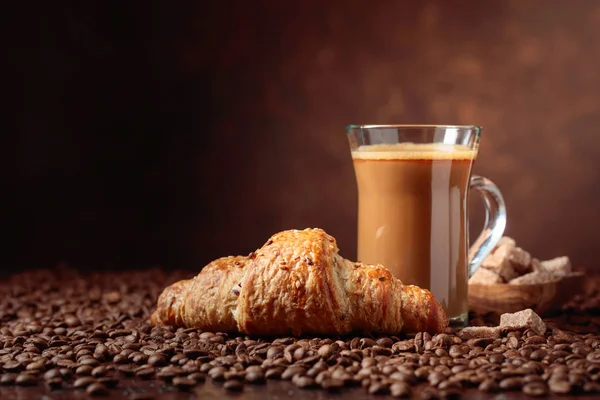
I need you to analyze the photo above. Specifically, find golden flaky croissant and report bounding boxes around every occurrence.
[151,228,448,335]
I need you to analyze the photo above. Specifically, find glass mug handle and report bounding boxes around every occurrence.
[468,175,507,277]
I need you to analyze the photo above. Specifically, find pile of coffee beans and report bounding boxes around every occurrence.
[1,266,600,399]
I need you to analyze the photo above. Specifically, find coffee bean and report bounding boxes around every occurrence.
[420,387,440,400]
[587,351,600,363]
[584,382,600,393]
[112,354,127,364]
[183,348,205,360]
[43,368,62,380]
[479,378,499,392]
[321,377,344,391]
[391,381,411,397]
[26,360,46,371]
[224,379,244,391]
[45,377,62,389]
[97,377,118,388]
[156,366,180,381]
[74,376,97,389]
[115,365,135,377]
[3,361,22,372]
[91,366,108,377]
[267,346,284,359]
[86,382,109,396]
[136,367,155,379]
[187,372,206,383]
[79,357,100,367]
[281,366,306,380]
[292,375,315,388]
[523,382,549,397]
[499,377,523,390]
[1,374,16,385]
[147,354,166,366]
[208,366,226,381]
[15,373,37,386]
[258,368,279,380]
[246,370,266,383]
[548,379,573,394]
[172,377,195,390]
[377,337,394,348]
[75,364,93,376]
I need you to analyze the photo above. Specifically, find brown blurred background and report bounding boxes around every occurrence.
[5,0,600,273]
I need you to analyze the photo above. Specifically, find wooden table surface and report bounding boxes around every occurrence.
[1,378,597,400]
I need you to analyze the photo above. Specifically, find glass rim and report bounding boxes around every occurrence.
[346,124,482,132]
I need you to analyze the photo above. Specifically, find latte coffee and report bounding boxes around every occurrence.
[352,143,477,319]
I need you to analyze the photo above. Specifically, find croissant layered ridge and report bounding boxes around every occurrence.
[151,228,448,335]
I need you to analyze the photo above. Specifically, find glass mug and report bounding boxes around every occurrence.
[347,125,506,326]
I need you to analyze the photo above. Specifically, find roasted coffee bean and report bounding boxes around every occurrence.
[148,354,166,366]
[267,346,284,359]
[584,382,600,393]
[420,387,440,400]
[3,361,22,372]
[156,366,180,381]
[76,365,94,376]
[43,368,62,380]
[281,366,306,380]
[86,382,109,396]
[208,366,226,381]
[113,354,127,364]
[15,373,37,386]
[116,365,136,377]
[318,344,334,358]
[91,366,108,377]
[548,379,573,394]
[246,370,266,383]
[172,377,196,390]
[499,377,523,390]
[26,360,46,371]
[428,371,446,386]
[321,377,344,391]
[45,377,63,389]
[292,375,316,388]
[1,374,17,385]
[359,338,376,349]
[97,377,118,388]
[136,367,155,379]
[391,381,411,397]
[368,382,389,395]
[479,378,499,392]
[224,379,244,391]
[265,367,283,379]
[187,372,206,383]
[377,337,394,348]
[74,376,97,389]
[522,382,549,397]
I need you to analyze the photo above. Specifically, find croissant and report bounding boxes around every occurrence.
[151,228,448,335]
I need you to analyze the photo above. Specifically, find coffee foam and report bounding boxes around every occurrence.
[351,143,477,160]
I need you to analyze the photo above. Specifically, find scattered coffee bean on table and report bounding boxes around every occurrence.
[2,268,600,398]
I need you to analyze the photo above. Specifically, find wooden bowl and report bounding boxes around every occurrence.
[468,272,585,316]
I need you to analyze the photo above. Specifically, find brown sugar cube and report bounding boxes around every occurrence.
[481,248,519,282]
[499,308,546,335]
[493,236,517,252]
[458,326,501,340]
[530,258,543,272]
[469,267,503,285]
[540,256,572,276]
[509,271,561,285]
[508,247,532,275]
